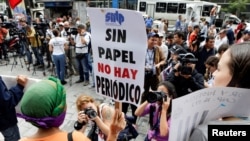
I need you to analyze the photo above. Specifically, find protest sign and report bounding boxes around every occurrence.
[169,87,250,141]
[87,8,147,106]
[1,75,41,114]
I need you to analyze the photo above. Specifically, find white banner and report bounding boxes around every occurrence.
[1,75,41,114]
[87,8,147,106]
[169,87,250,141]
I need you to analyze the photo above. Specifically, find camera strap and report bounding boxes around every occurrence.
[67,132,73,141]
[148,104,162,140]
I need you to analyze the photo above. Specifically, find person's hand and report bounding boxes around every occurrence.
[77,111,89,124]
[81,29,85,36]
[162,96,171,111]
[173,63,180,76]
[109,109,126,135]
[155,63,161,69]
[16,75,28,87]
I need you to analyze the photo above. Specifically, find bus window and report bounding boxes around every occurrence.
[167,3,178,13]
[202,5,213,16]
[139,2,146,12]
[178,3,186,14]
[156,2,166,13]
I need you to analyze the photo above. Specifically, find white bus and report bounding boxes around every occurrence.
[137,0,220,25]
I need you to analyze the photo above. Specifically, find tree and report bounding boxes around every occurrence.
[223,0,250,16]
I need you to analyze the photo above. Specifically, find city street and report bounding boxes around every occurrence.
[0,55,149,141]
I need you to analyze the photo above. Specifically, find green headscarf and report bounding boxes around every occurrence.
[20,76,66,118]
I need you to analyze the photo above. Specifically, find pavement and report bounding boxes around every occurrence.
[0,55,149,141]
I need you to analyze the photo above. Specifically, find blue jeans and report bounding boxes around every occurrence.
[0,124,20,141]
[88,53,93,73]
[31,46,44,65]
[52,54,66,81]
[88,54,95,86]
[76,53,89,81]
[210,15,216,26]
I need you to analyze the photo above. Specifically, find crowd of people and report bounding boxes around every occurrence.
[1,8,250,141]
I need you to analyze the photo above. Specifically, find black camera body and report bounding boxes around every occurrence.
[81,107,97,119]
[147,91,167,103]
[178,53,198,75]
[66,27,78,36]
[33,22,48,30]
[0,22,21,36]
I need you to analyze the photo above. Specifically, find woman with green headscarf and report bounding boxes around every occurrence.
[18,76,90,141]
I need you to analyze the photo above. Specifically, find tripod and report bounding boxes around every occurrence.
[11,51,23,71]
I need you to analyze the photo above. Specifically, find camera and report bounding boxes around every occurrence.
[81,107,97,119]
[178,53,198,75]
[0,22,20,36]
[33,22,49,30]
[67,27,78,35]
[147,91,167,103]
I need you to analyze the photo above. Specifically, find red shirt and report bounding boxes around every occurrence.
[0,28,8,43]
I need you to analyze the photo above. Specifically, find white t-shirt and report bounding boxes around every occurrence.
[49,37,67,55]
[214,35,228,51]
[75,32,91,54]
[161,44,169,59]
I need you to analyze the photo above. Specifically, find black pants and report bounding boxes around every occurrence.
[0,42,8,59]
[122,103,138,124]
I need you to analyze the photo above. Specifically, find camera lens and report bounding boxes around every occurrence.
[85,108,97,119]
[147,91,165,103]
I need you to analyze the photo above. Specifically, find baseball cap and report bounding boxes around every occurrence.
[158,33,164,38]
[147,32,159,39]
[59,22,64,26]
[243,30,250,34]
[169,45,188,55]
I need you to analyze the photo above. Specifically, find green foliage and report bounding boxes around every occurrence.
[224,0,249,14]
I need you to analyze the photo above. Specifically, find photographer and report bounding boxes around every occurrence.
[19,19,33,64]
[135,81,177,141]
[166,53,204,97]
[74,95,138,141]
[0,24,8,61]
[26,25,44,68]
[33,18,48,57]
[60,21,78,76]
[160,45,187,82]
[74,95,114,140]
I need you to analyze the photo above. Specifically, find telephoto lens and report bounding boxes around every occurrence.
[147,91,167,103]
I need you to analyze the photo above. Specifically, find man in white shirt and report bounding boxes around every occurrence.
[214,29,228,51]
[74,24,91,86]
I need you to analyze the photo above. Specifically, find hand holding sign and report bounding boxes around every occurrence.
[16,75,28,87]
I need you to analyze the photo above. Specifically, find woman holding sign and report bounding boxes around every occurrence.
[135,81,177,141]
[189,42,250,141]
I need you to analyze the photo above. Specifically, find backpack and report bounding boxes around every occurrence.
[87,34,92,54]
[117,119,139,141]
[86,119,138,141]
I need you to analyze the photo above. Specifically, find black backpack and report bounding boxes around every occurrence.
[117,120,139,141]
[86,120,138,141]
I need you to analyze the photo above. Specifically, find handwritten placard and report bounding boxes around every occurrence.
[169,87,250,141]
